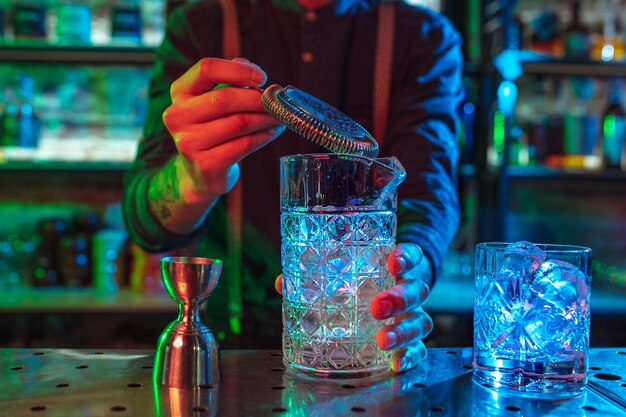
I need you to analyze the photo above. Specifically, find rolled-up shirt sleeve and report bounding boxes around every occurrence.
[122,5,217,252]
[384,11,464,284]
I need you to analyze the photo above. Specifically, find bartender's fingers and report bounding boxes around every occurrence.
[370,277,429,321]
[171,57,266,101]
[193,124,285,175]
[164,87,268,127]
[174,112,282,154]
[376,308,433,351]
[390,340,428,373]
[232,57,254,64]
[387,243,425,280]
[275,274,283,295]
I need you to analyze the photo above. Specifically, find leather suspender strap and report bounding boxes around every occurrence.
[218,0,243,336]
[373,1,395,147]
[220,0,241,60]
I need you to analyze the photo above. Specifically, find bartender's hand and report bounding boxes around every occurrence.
[274,243,433,373]
[370,243,433,373]
[149,57,285,235]
[163,57,284,203]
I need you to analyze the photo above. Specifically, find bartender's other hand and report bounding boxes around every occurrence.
[274,243,433,373]
[163,57,285,203]
[370,243,433,373]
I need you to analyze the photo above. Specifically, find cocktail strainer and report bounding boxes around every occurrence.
[261,84,379,158]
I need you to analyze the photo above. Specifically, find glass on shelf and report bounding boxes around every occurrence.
[564,0,590,59]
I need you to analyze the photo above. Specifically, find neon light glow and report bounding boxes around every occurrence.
[494,111,505,153]
[604,114,616,138]
[601,44,615,62]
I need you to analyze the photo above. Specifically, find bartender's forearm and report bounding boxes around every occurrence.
[147,155,217,236]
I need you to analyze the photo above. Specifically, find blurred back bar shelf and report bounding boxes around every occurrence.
[0,288,175,314]
[0,0,163,166]
[0,160,130,171]
[0,0,164,328]
[0,43,155,66]
[518,50,626,77]
[485,165,626,180]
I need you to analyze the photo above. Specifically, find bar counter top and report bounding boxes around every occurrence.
[0,348,624,416]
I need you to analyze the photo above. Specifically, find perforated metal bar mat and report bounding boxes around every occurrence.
[0,348,624,416]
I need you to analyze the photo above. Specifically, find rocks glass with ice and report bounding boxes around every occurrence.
[280,153,406,378]
[473,242,592,397]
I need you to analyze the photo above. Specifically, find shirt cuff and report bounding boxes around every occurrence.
[124,168,202,252]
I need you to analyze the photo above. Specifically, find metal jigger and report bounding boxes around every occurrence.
[153,257,222,387]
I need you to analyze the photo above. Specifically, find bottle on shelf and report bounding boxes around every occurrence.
[0,234,37,291]
[140,0,165,47]
[0,74,40,149]
[58,213,104,288]
[457,87,475,165]
[0,7,5,40]
[517,79,552,166]
[531,8,564,57]
[0,90,20,148]
[33,218,68,287]
[564,77,600,168]
[508,126,529,166]
[55,0,92,45]
[544,79,566,167]
[11,2,47,41]
[16,74,41,148]
[591,9,625,62]
[564,0,590,59]
[110,0,143,45]
[601,79,626,169]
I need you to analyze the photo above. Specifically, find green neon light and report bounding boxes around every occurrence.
[468,0,480,60]
[229,316,242,335]
[493,111,505,153]
[34,268,46,280]
[604,114,616,138]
